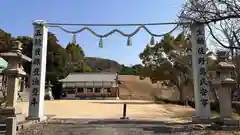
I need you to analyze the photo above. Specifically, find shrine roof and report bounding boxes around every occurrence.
[209,61,235,70]
[0,52,31,62]
[59,72,117,82]
[218,62,235,68]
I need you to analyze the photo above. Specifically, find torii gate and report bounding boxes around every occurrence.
[27,20,211,122]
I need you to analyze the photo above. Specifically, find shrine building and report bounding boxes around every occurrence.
[59,72,119,100]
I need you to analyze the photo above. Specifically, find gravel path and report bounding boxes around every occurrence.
[15,100,239,134]
[16,100,194,122]
[17,119,237,135]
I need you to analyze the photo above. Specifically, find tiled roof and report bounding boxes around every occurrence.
[59,73,117,82]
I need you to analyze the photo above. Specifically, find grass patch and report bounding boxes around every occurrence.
[211,111,240,119]
[205,131,240,135]
[232,131,240,135]
[210,111,240,120]
[211,111,220,119]
[232,113,240,120]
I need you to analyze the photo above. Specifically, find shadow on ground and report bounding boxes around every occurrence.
[90,101,155,104]
[91,101,194,121]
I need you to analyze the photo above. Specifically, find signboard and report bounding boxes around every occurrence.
[28,21,48,118]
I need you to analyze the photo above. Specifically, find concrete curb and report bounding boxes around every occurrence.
[16,115,55,132]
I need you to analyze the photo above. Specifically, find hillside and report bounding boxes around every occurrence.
[118,75,159,100]
[118,75,180,100]
[85,57,143,75]
[85,57,121,73]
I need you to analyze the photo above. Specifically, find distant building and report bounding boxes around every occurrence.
[59,73,119,100]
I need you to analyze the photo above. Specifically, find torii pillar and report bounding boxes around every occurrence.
[27,20,48,121]
[191,23,211,122]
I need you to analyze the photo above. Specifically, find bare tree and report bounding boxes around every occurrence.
[209,19,240,83]
[181,0,240,23]
[180,0,240,102]
[180,0,240,82]
[180,0,240,50]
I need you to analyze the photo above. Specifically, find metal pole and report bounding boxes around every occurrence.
[123,103,126,117]
[120,103,129,119]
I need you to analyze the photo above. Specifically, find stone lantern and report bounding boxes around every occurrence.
[0,41,31,135]
[45,81,54,100]
[209,51,238,124]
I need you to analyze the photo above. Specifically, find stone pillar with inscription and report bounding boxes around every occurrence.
[27,20,48,121]
[0,41,31,135]
[190,23,211,121]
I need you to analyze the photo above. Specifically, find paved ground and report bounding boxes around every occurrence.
[16,100,194,122]
[15,100,239,135]
[17,119,238,135]
[17,119,200,135]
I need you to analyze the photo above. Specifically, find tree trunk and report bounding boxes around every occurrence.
[174,76,185,103]
[235,50,240,84]
[212,88,220,112]
[213,88,219,102]
[213,89,220,112]
[176,84,184,102]
[179,88,184,103]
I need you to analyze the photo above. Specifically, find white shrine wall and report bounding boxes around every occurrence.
[62,81,118,88]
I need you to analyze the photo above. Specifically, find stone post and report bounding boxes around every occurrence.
[190,23,211,121]
[0,41,31,135]
[219,85,232,118]
[27,20,48,121]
